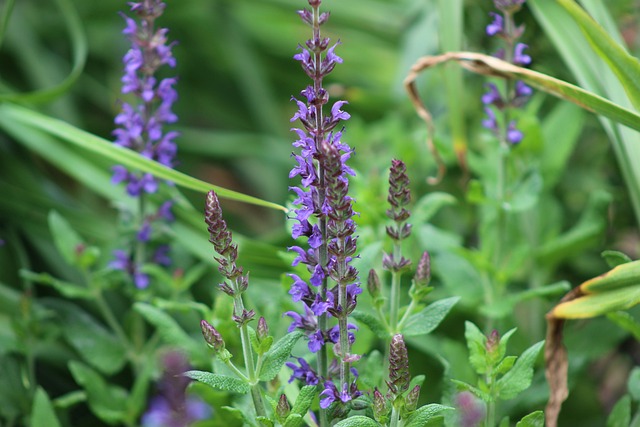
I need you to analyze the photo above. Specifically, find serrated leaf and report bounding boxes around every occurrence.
[516,410,545,427]
[334,415,380,427]
[283,413,305,427]
[404,404,453,427]
[259,331,304,381]
[184,370,250,394]
[496,341,544,400]
[48,211,84,266]
[465,321,488,374]
[69,361,128,424]
[608,395,631,427]
[290,385,317,416]
[402,297,459,337]
[31,388,62,427]
[351,310,388,339]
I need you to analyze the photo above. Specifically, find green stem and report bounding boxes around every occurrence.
[390,406,401,427]
[396,297,417,332]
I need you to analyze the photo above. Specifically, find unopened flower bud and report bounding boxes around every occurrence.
[232,309,255,327]
[257,317,269,341]
[276,394,290,423]
[200,320,224,352]
[373,388,390,423]
[387,334,410,397]
[404,385,421,413]
[486,329,500,354]
[414,251,431,287]
[367,269,381,299]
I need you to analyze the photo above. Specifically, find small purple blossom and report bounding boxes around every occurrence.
[286,357,319,385]
[486,12,504,36]
[506,121,524,144]
[513,43,531,66]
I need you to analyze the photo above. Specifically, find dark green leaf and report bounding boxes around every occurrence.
[31,388,62,427]
[184,370,250,394]
[47,300,126,375]
[259,330,304,381]
[402,297,459,336]
[68,361,128,424]
[602,250,633,268]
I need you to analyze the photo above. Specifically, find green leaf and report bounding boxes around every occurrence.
[402,297,459,336]
[68,361,128,424]
[465,321,488,374]
[283,414,305,427]
[556,0,640,110]
[334,416,380,427]
[290,385,318,417]
[47,300,126,375]
[351,310,389,339]
[450,380,491,402]
[0,103,286,212]
[581,260,640,294]
[0,0,86,103]
[404,404,453,427]
[505,171,542,212]
[259,330,304,381]
[629,368,640,401]
[412,192,457,224]
[48,211,84,266]
[516,410,545,427]
[608,395,632,427]
[607,311,640,341]
[20,270,93,300]
[602,250,633,269]
[184,370,250,394]
[31,388,62,427]
[133,302,204,363]
[52,391,86,409]
[554,285,640,319]
[496,341,544,400]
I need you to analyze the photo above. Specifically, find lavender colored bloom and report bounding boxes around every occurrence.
[455,391,486,427]
[486,12,504,36]
[141,351,211,427]
[506,121,524,144]
[481,83,503,108]
[286,357,319,385]
[513,43,531,65]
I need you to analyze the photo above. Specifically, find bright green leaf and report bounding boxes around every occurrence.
[31,388,62,427]
[465,321,488,374]
[602,250,633,269]
[404,404,453,427]
[184,370,250,394]
[334,416,380,427]
[259,331,304,381]
[496,341,544,400]
[516,410,545,427]
[402,297,459,336]
[350,310,389,340]
[608,395,632,427]
[290,385,317,416]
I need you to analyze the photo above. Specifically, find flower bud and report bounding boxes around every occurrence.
[414,251,431,287]
[367,269,381,299]
[387,334,410,397]
[275,394,290,423]
[200,320,224,352]
[373,388,390,423]
[257,316,269,342]
[404,385,421,413]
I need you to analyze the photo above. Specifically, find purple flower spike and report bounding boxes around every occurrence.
[506,121,524,144]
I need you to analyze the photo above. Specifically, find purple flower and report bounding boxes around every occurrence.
[481,83,503,108]
[482,107,498,132]
[319,380,361,409]
[286,357,319,385]
[513,43,531,65]
[486,12,504,36]
[506,121,523,144]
